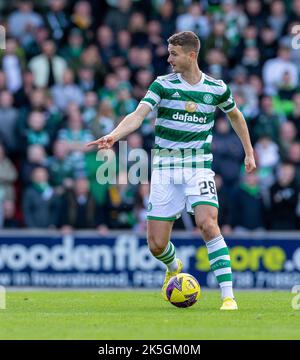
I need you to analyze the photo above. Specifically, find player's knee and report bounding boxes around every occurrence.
[147,234,167,256]
[196,216,218,238]
[148,243,166,256]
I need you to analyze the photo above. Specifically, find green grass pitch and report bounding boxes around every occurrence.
[0,290,299,340]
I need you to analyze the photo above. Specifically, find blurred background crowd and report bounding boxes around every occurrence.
[0,0,300,234]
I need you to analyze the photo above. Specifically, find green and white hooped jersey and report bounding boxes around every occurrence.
[140,72,236,169]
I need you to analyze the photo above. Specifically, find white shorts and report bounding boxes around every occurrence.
[147,168,219,221]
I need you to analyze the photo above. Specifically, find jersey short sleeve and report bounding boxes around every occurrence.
[140,80,164,110]
[217,82,236,113]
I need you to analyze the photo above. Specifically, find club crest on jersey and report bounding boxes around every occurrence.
[203,94,213,104]
[185,101,197,113]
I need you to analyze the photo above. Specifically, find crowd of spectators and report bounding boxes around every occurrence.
[0,0,300,233]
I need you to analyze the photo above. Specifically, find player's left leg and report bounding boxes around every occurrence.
[194,204,237,310]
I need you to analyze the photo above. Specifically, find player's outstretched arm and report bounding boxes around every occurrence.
[227,107,256,173]
[86,103,151,149]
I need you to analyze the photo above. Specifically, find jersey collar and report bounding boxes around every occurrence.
[178,72,205,88]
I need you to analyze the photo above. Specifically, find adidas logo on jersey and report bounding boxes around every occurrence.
[172,91,181,98]
[173,112,207,124]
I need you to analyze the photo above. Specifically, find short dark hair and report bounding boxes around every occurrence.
[168,31,200,54]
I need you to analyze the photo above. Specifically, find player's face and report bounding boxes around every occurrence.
[167,45,192,73]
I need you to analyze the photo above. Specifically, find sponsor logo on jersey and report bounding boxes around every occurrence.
[172,112,207,123]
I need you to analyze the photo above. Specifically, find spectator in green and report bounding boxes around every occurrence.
[229,170,265,231]
[24,110,51,151]
[82,91,98,125]
[59,28,84,73]
[204,21,230,58]
[89,99,116,139]
[272,71,297,116]
[116,85,138,117]
[47,140,74,189]
[57,104,94,176]
[98,73,119,108]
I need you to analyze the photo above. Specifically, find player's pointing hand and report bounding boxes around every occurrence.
[86,134,116,150]
[244,154,256,173]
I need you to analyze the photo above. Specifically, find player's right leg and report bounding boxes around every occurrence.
[146,169,185,300]
[147,219,183,300]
